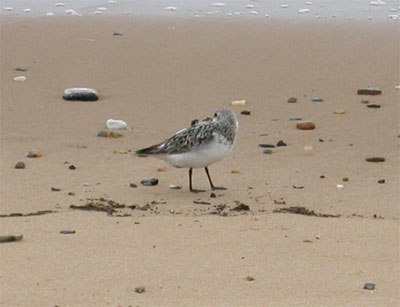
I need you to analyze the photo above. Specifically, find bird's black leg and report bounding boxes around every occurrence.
[189,168,205,193]
[204,167,226,191]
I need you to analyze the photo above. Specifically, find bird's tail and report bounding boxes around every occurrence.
[135,143,165,156]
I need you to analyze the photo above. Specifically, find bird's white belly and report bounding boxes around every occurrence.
[166,141,232,168]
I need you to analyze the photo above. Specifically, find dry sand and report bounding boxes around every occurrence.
[1,16,399,306]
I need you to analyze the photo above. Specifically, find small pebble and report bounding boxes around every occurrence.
[13,76,26,82]
[334,110,346,114]
[97,130,123,138]
[245,276,255,281]
[26,150,42,158]
[276,140,287,147]
[210,193,216,198]
[365,157,385,162]
[357,88,382,95]
[304,145,313,152]
[51,187,61,192]
[60,230,76,234]
[287,97,297,103]
[363,283,375,290]
[336,184,344,190]
[68,192,75,196]
[113,32,123,36]
[366,104,381,108]
[240,110,251,115]
[15,67,28,72]
[263,149,273,154]
[169,185,181,190]
[0,235,23,243]
[130,183,138,188]
[69,165,76,170]
[141,178,159,186]
[63,88,99,101]
[134,286,146,293]
[342,177,349,182]
[169,209,175,214]
[377,179,385,184]
[361,100,370,104]
[290,117,302,121]
[231,170,240,174]
[259,144,275,148]
[296,121,316,130]
[293,185,304,189]
[106,119,127,130]
[230,100,246,107]
[14,161,25,169]
[311,98,323,102]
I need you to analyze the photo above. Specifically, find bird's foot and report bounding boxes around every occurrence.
[212,186,227,191]
[190,189,206,193]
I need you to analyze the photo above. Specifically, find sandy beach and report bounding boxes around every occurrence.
[1,13,399,307]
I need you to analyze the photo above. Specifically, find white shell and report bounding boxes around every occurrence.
[230,100,246,107]
[106,119,128,130]
[14,76,26,82]
[64,88,98,95]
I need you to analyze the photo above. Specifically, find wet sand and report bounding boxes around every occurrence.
[1,16,399,306]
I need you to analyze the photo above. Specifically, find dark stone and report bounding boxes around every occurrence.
[141,178,159,186]
[363,283,375,290]
[240,110,251,115]
[377,179,385,184]
[60,230,76,234]
[69,165,76,170]
[319,138,324,142]
[51,187,61,192]
[15,161,25,169]
[287,97,297,103]
[365,157,385,162]
[263,149,273,154]
[311,98,323,102]
[367,104,381,108]
[245,276,255,281]
[259,144,275,148]
[68,192,75,196]
[0,235,23,243]
[15,67,28,72]
[290,117,302,121]
[130,183,138,188]
[276,140,287,147]
[357,88,382,95]
[293,185,304,189]
[210,193,216,198]
[134,286,145,294]
[113,32,123,36]
[63,89,99,101]
[231,202,250,211]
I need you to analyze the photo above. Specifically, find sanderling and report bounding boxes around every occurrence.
[136,109,239,192]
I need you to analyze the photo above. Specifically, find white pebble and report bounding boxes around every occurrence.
[55,3,65,7]
[65,9,81,16]
[388,14,399,19]
[230,100,246,107]
[246,4,255,9]
[23,8,31,13]
[250,10,259,15]
[3,7,13,11]
[82,183,90,186]
[370,0,386,6]
[106,119,128,130]
[46,12,55,16]
[207,11,219,15]
[108,0,117,4]
[97,7,107,11]
[14,76,26,82]
[395,85,400,89]
[226,13,232,17]
[165,6,178,11]
[281,4,289,8]
[298,9,311,14]
[304,145,313,154]
[305,1,313,5]
[336,184,344,190]
[211,2,226,7]
[94,11,102,15]
[265,13,269,17]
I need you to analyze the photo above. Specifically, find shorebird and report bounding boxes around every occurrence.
[136,109,238,192]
